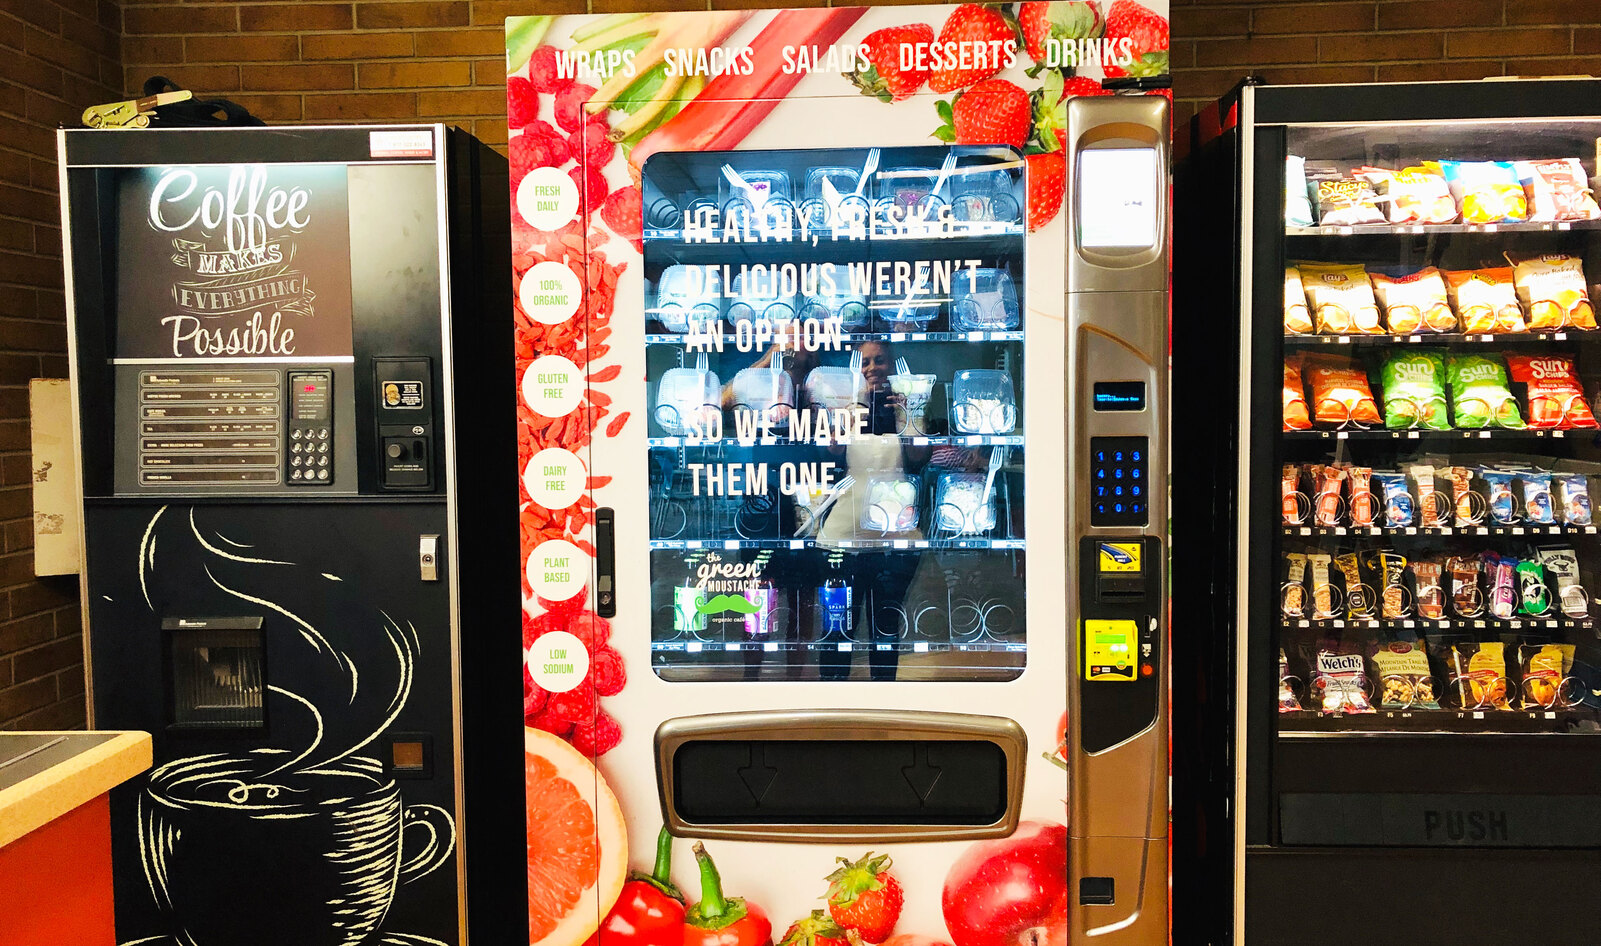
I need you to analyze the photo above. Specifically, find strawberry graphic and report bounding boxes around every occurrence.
[780,910,852,946]
[1020,1,1105,64]
[825,852,904,944]
[1035,73,1110,151]
[1103,0,1168,79]
[928,4,1020,94]
[934,79,1030,150]
[848,24,935,102]
[1026,152,1066,231]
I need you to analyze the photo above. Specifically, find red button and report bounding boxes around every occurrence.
[1141,664,1153,677]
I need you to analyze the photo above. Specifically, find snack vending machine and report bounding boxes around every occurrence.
[59,125,526,946]
[508,6,1171,946]
[1179,79,1601,943]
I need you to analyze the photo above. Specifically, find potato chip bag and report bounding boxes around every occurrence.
[1451,640,1512,710]
[1506,353,1597,429]
[1285,155,1315,228]
[1447,353,1525,428]
[1285,267,1313,334]
[1505,253,1597,330]
[1283,354,1311,430]
[1515,158,1601,222]
[1370,268,1455,333]
[1308,166,1385,227]
[1519,642,1567,709]
[1305,352,1381,427]
[1298,262,1382,334]
[1431,160,1528,224]
[1445,268,1526,334]
[1356,165,1457,225]
[1378,348,1449,429]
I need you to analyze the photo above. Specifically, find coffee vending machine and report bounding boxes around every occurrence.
[59,125,525,946]
[508,9,1170,945]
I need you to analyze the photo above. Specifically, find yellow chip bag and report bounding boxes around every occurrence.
[1371,268,1455,334]
[1445,267,1526,334]
[1505,252,1597,330]
[1285,267,1313,335]
[1298,262,1382,335]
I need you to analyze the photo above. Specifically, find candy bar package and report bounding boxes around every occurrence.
[1414,559,1445,620]
[1312,645,1375,715]
[1307,164,1386,227]
[1536,546,1590,619]
[1445,268,1527,334]
[1278,649,1304,713]
[1282,464,1306,525]
[1443,466,1482,526]
[1480,468,1520,525]
[1283,552,1308,618]
[1371,550,1410,619]
[1517,642,1569,709]
[1348,466,1376,527]
[1309,552,1338,619]
[1314,465,1346,528]
[1447,555,1484,617]
[1283,354,1312,431]
[1514,158,1601,222]
[1336,552,1374,619]
[1374,471,1414,528]
[1299,263,1383,334]
[1430,160,1529,224]
[1355,165,1458,225]
[1410,464,1442,527]
[1447,353,1525,428]
[1371,638,1440,709]
[1370,268,1456,334]
[1451,640,1512,710]
[1506,353,1597,429]
[1285,156,1315,228]
[1378,348,1449,429]
[1306,352,1382,427]
[1284,266,1313,334]
[1516,559,1553,616]
[1555,473,1593,526]
[1505,253,1598,330]
[1485,552,1519,619]
[1515,468,1555,524]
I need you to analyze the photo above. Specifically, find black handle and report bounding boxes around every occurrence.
[595,507,616,618]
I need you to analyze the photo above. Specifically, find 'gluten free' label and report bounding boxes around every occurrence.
[521,355,582,417]
[524,448,584,509]
[516,166,579,230]
[528,538,585,601]
[520,261,581,326]
[527,630,588,693]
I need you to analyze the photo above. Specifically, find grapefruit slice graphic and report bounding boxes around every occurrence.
[525,726,627,946]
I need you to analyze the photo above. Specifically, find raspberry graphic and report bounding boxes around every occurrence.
[570,164,609,217]
[509,125,569,189]
[570,709,622,757]
[555,83,597,133]
[528,703,573,737]
[600,185,643,253]
[527,45,571,95]
[523,678,548,718]
[568,120,615,168]
[568,611,611,649]
[547,685,596,724]
[591,646,626,697]
[507,76,541,131]
[522,609,563,649]
[539,585,588,617]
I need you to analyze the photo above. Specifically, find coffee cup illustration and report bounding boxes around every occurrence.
[138,750,455,946]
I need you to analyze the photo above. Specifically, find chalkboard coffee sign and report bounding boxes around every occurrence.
[116,164,355,360]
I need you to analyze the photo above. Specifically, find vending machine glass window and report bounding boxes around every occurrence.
[638,146,1028,683]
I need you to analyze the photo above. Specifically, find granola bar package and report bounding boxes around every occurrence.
[1481,467,1520,525]
[1314,465,1347,527]
[1410,464,1441,527]
[1309,553,1338,619]
[1485,552,1519,619]
[1282,464,1306,525]
[1447,555,1484,617]
[1283,552,1308,619]
[1371,638,1440,709]
[1356,165,1458,225]
[1299,263,1383,334]
[1514,158,1601,222]
[1516,558,1553,617]
[1371,550,1410,618]
[1306,352,1382,427]
[1555,473,1593,526]
[1446,268,1527,334]
[1536,546,1590,619]
[1336,551,1374,619]
[1348,466,1376,527]
[1285,267,1313,334]
[1451,640,1512,710]
[1374,471,1414,528]
[1284,354,1312,431]
[1432,160,1529,224]
[1447,353,1525,429]
[1443,466,1481,526]
[1379,348,1449,430]
[1414,559,1445,620]
[1370,268,1455,334]
[1313,645,1375,715]
[1515,468,1555,524]
[1506,353,1597,429]
[1505,253,1597,330]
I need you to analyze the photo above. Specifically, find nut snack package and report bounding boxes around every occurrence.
[1371,637,1440,709]
[1505,253,1598,330]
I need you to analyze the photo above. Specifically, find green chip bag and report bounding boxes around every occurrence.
[1379,348,1449,429]
[1447,353,1526,428]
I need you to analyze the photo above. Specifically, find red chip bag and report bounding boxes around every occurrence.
[1507,353,1598,429]
[1284,354,1312,430]
[1305,352,1381,427]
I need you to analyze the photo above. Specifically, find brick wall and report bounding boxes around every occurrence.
[0,1,120,731]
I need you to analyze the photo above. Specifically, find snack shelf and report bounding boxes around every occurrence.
[1279,711,1600,735]
[1286,218,1601,238]
[648,537,1025,551]
[644,331,1026,345]
[1282,524,1598,537]
[651,639,1026,654]
[648,434,1024,447]
[1286,428,1586,441]
[1284,330,1594,347]
[1281,616,1596,632]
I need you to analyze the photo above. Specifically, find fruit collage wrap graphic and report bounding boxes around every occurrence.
[507,5,1169,946]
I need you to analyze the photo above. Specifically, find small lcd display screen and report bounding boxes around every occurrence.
[1078,148,1159,248]
[1092,381,1146,412]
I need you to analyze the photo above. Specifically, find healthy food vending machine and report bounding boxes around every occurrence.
[507,7,1171,946]
[59,125,525,946]
[1179,79,1601,943]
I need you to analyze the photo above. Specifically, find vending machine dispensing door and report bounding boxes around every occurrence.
[1065,95,1171,943]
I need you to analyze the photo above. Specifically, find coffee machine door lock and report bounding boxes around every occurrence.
[419,535,439,582]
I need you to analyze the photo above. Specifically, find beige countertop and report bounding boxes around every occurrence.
[0,731,151,849]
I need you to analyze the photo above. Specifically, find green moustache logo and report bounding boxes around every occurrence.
[696,594,762,615]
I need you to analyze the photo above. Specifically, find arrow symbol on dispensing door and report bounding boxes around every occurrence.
[902,745,942,804]
[738,744,778,806]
